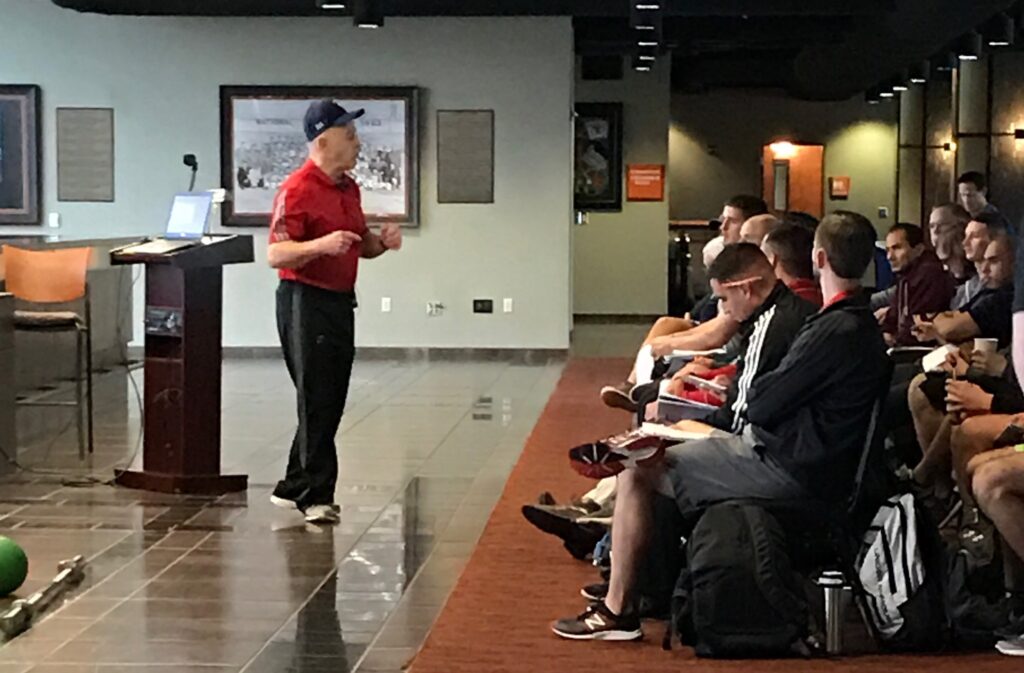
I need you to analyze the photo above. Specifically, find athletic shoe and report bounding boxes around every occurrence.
[521,504,607,560]
[568,429,668,479]
[270,494,299,511]
[303,504,341,524]
[600,382,638,412]
[581,582,608,601]
[551,601,642,641]
[996,633,1024,656]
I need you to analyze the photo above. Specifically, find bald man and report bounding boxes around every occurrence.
[740,214,782,246]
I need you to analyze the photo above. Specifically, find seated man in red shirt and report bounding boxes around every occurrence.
[762,224,823,307]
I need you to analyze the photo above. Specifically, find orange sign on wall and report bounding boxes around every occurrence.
[829,176,851,199]
[627,164,665,201]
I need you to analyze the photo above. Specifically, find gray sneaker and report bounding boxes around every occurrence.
[996,633,1024,656]
[303,505,341,524]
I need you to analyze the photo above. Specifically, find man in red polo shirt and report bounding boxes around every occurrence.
[267,99,402,524]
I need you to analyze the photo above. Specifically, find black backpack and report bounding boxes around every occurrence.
[857,493,947,652]
[667,502,813,658]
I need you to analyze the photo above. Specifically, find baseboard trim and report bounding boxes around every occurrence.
[128,346,568,363]
[573,313,660,325]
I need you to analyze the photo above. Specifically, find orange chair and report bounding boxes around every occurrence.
[2,246,94,458]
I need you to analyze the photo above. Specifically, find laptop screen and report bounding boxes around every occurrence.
[165,192,213,239]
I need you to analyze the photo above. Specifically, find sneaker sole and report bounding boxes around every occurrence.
[580,586,607,601]
[996,641,1024,656]
[305,514,340,524]
[600,387,638,413]
[569,442,665,480]
[551,626,643,641]
[270,495,299,511]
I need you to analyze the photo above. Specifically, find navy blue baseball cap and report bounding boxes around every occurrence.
[303,99,365,141]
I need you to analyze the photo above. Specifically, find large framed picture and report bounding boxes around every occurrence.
[0,85,41,225]
[220,85,419,227]
[574,102,622,212]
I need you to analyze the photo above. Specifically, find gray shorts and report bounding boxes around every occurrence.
[659,427,805,514]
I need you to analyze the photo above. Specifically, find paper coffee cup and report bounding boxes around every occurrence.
[974,338,998,354]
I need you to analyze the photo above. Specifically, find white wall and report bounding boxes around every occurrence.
[573,59,671,315]
[1,1,574,349]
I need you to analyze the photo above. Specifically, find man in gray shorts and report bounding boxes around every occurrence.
[553,211,890,642]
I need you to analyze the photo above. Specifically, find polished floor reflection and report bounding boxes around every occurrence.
[0,354,566,673]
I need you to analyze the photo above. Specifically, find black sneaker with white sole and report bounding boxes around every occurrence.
[551,601,642,641]
[580,582,608,601]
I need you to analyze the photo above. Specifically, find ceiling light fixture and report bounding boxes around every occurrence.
[957,31,982,60]
[769,141,797,159]
[986,13,1015,47]
[318,1,346,9]
[909,60,929,84]
[934,50,958,72]
[631,54,652,72]
[353,0,382,28]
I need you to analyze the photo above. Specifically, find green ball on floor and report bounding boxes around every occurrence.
[0,536,28,596]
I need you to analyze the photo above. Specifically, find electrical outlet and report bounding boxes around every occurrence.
[426,302,445,316]
[473,299,493,314]
[48,213,60,228]
[381,297,391,313]
[503,298,513,313]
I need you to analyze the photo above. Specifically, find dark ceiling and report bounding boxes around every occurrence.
[51,0,1023,100]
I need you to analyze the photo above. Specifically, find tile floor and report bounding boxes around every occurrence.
[0,323,645,672]
[0,355,579,673]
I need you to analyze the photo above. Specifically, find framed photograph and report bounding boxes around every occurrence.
[220,85,419,227]
[0,85,41,225]
[574,102,622,212]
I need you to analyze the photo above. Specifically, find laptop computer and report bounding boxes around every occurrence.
[123,192,214,255]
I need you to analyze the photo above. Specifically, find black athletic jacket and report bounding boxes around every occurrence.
[705,282,817,432]
[742,291,890,501]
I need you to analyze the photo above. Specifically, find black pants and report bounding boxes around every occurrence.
[275,280,356,508]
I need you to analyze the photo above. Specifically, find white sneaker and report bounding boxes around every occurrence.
[270,495,298,510]
[303,505,341,524]
[996,634,1024,656]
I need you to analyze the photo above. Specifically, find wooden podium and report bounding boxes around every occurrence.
[111,235,253,494]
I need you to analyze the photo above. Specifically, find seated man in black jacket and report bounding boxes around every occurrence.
[553,211,890,642]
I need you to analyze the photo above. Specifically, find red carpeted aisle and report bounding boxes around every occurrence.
[409,358,1019,673]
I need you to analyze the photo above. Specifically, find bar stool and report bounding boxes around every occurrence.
[2,246,94,458]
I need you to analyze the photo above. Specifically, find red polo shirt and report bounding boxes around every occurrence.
[269,160,368,293]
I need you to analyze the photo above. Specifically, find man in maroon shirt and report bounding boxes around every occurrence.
[881,222,955,346]
[267,99,402,524]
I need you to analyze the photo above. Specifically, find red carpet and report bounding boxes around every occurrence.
[410,358,1019,673]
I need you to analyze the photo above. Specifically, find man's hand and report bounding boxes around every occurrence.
[874,307,889,325]
[970,349,1007,377]
[318,230,362,256]
[677,359,713,379]
[945,379,993,414]
[942,350,969,378]
[669,419,715,437]
[649,337,674,358]
[380,223,403,251]
[911,316,938,343]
